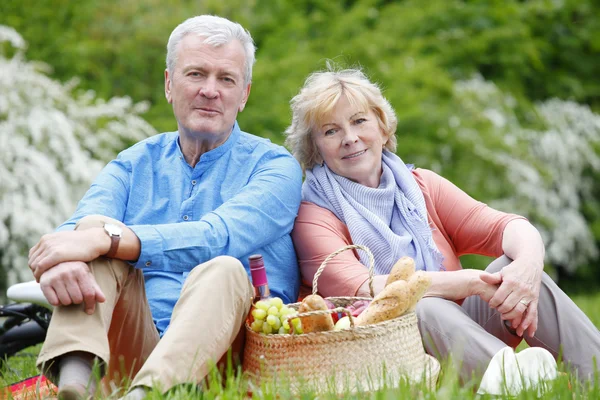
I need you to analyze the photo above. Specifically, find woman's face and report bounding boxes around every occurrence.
[313,95,387,188]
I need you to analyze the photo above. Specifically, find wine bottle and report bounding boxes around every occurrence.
[249,254,271,301]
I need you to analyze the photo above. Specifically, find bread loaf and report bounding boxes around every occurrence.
[406,271,432,311]
[297,294,335,333]
[355,280,410,326]
[385,256,416,286]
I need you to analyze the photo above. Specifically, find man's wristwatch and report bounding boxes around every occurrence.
[103,223,122,258]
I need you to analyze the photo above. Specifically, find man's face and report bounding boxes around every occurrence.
[165,35,251,144]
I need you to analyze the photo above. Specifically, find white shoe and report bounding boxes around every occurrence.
[477,347,557,396]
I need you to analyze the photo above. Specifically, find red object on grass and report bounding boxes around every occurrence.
[1,375,57,400]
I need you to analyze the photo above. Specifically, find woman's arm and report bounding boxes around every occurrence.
[357,268,501,301]
[484,219,545,337]
[293,201,499,300]
[292,202,372,297]
[425,269,500,302]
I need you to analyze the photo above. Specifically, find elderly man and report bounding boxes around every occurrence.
[28,15,302,399]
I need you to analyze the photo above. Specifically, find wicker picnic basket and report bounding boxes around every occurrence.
[242,245,440,393]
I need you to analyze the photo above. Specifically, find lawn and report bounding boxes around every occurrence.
[1,293,599,399]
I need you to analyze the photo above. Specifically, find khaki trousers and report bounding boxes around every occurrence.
[37,215,254,394]
[416,255,600,383]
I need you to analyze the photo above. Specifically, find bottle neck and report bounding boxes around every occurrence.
[249,254,270,301]
[254,284,271,301]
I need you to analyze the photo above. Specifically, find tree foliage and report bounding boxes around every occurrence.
[0,27,155,287]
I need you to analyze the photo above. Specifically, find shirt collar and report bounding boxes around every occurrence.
[176,122,241,166]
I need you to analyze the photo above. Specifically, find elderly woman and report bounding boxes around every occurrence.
[285,67,600,383]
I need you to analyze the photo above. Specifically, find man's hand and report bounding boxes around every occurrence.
[481,257,542,337]
[29,229,110,281]
[39,261,106,314]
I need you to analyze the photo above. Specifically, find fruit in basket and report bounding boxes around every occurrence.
[251,308,267,320]
[347,300,370,317]
[297,294,335,333]
[334,316,352,331]
[355,280,410,326]
[250,296,299,335]
[386,256,416,286]
[324,300,340,323]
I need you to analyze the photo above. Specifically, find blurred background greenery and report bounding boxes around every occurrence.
[1,0,599,293]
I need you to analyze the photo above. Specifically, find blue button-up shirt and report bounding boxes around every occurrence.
[58,122,303,335]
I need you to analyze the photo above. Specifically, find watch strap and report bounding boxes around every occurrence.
[106,234,120,258]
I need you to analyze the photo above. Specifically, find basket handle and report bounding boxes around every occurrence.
[284,307,355,334]
[312,244,375,298]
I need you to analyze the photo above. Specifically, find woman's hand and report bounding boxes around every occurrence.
[482,256,543,337]
[487,219,545,338]
[424,269,500,301]
[468,270,502,302]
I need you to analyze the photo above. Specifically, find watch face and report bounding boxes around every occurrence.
[104,223,123,237]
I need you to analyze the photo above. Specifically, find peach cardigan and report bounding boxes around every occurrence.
[292,168,525,298]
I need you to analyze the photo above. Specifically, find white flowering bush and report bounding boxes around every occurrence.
[451,75,600,272]
[0,26,156,287]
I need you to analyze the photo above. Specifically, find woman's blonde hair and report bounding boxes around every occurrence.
[284,66,398,171]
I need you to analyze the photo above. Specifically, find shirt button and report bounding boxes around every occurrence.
[183,215,189,221]
[145,261,152,267]
[191,180,197,185]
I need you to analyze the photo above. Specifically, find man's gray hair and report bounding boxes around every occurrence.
[166,15,256,85]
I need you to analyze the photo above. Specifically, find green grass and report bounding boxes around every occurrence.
[2,294,600,399]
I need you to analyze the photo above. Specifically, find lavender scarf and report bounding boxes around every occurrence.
[302,150,443,274]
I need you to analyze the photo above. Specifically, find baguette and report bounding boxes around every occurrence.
[385,256,416,286]
[355,280,410,326]
[406,271,432,311]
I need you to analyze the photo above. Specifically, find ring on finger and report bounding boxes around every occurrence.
[519,299,530,307]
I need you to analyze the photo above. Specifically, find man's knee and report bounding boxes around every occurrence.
[188,256,247,285]
[75,215,124,231]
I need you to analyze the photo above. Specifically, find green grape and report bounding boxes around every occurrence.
[290,317,303,334]
[266,314,279,326]
[255,300,271,311]
[282,307,296,316]
[250,320,263,333]
[278,326,290,335]
[251,298,299,335]
[251,308,267,321]
[262,322,273,334]
[270,297,284,309]
[290,317,301,328]
[279,306,293,316]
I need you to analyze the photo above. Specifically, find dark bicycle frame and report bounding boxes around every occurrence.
[0,302,51,363]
